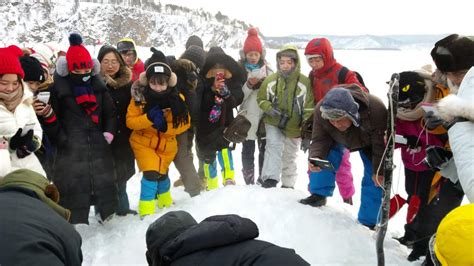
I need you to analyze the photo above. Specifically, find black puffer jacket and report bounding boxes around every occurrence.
[195,48,245,161]
[0,187,82,265]
[45,59,118,224]
[146,211,309,266]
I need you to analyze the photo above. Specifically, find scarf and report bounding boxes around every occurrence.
[244,62,260,72]
[72,82,99,124]
[144,86,189,128]
[0,87,24,112]
[209,95,224,123]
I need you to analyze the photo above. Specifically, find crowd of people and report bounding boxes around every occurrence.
[0,30,473,265]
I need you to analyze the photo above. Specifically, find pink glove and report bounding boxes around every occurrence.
[103,132,114,144]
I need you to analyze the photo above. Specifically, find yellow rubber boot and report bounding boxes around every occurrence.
[139,199,156,217]
[207,176,219,190]
[157,191,173,209]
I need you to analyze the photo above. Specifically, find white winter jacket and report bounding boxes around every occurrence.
[0,86,45,178]
[239,64,273,140]
[438,67,474,202]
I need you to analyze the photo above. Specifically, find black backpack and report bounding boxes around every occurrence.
[338,66,366,88]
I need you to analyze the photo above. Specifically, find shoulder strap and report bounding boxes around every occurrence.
[338,66,349,85]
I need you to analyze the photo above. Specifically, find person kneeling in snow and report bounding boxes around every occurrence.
[126,48,190,217]
[306,85,387,229]
[145,210,309,266]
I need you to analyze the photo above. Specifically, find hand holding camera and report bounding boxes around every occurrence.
[424,146,453,170]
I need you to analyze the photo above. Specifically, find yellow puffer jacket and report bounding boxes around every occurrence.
[434,203,474,266]
[126,98,190,174]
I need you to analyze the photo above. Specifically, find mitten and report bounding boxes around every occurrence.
[103,132,114,144]
[9,128,33,150]
[147,106,167,132]
[216,84,230,98]
[424,111,445,130]
[405,135,421,149]
[15,135,41,159]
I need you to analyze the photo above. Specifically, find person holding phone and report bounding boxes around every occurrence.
[20,54,56,179]
[195,47,245,190]
[0,45,45,177]
[307,85,387,230]
[238,28,273,185]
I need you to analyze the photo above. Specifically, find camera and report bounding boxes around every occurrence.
[278,113,290,129]
[424,146,452,170]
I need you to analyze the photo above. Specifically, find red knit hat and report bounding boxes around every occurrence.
[243,28,263,54]
[0,45,25,78]
[66,33,93,72]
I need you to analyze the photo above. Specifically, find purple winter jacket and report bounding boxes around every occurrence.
[395,118,444,171]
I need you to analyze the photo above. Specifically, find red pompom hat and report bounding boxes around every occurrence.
[66,33,93,72]
[0,45,25,78]
[243,28,263,54]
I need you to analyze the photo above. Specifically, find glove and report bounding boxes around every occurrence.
[216,84,230,98]
[424,111,445,130]
[147,106,167,132]
[9,128,34,150]
[266,108,281,117]
[103,132,114,144]
[424,146,453,170]
[12,131,41,159]
[405,135,421,149]
[300,138,311,153]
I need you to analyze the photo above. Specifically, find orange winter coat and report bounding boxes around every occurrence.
[126,97,190,174]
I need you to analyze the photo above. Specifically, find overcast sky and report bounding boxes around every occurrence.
[162,0,472,37]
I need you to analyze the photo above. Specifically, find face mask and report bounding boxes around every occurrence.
[70,72,92,86]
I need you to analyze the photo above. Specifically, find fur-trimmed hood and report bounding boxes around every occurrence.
[102,65,132,89]
[437,67,474,122]
[55,56,101,77]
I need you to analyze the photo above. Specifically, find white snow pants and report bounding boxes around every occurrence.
[260,124,300,187]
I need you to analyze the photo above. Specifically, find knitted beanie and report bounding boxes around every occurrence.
[185,35,204,50]
[0,45,25,78]
[20,56,46,82]
[145,47,177,86]
[243,28,263,54]
[66,33,93,72]
[320,87,360,127]
[181,45,206,72]
[431,34,474,72]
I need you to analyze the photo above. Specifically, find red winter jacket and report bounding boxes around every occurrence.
[131,59,145,82]
[306,38,366,103]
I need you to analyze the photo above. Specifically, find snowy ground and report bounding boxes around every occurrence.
[76,48,440,265]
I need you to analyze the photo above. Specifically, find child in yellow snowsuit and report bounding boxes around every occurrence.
[126,48,190,217]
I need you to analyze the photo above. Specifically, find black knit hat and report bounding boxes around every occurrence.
[145,47,177,86]
[181,45,206,73]
[398,71,426,106]
[19,56,45,82]
[431,34,474,72]
[185,35,204,49]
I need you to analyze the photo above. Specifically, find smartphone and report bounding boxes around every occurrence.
[215,71,225,81]
[37,91,50,104]
[249,69,261,79]
[420,103,439,116]
[309,157,335,171]
[21,123,35,136]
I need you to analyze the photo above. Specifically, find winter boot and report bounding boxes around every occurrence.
[299,194,327,207]
[157,191,173,209]
[343,197,353,205]
[207,176,219,190]
[224,178,236,186]
[139,199,156,217]
[261,179,278,188]
[242,168,255,185]
[394,235,415,248]
[408,242,428,262]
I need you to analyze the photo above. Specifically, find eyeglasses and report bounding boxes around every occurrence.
[102,60,119,66]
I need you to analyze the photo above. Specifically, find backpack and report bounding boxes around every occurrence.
[223,111,251,143]
[338,66,367,90]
